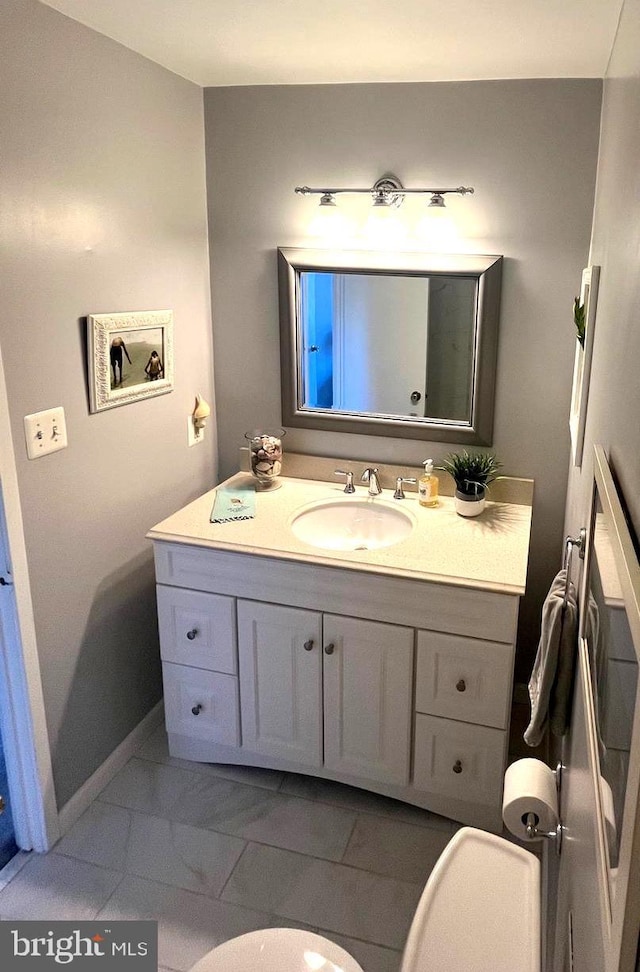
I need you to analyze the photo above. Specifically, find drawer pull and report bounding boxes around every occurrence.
[456,679,467,693]
[303,639,314,652]
[452,759,463,774]
[324,643,335,655]
[186,629,198,641]
[191,703,203,716]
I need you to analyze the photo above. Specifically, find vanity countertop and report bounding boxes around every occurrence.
[148,473,533,596]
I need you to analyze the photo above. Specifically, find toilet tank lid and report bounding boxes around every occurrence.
[401,826,541,972]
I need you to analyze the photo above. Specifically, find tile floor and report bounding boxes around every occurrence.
[0,713,538,972]
[0,724,467,972]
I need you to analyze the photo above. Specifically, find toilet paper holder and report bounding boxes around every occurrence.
[522,763,564,855]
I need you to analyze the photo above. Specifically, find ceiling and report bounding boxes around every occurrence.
[39,0,623,87]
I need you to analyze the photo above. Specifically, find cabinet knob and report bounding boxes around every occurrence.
[324,643,335,655]
[191,703,203,716]
[452,759,463,774]
[303,639,314,652]
[456,679,466,693]
[186,629,198,641]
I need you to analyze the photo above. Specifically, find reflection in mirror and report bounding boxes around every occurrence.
[299,271,477,422]
[580,444,640,972]
[278,248,503,444]
[588,496,639,872]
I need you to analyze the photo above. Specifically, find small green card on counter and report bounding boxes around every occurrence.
[210,484,256,523]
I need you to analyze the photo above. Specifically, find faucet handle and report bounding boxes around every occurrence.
[335,469,356,494]
[393,477,417,500]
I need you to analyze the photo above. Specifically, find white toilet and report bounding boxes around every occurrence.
[188,927,365,972]
[189,827,540,972]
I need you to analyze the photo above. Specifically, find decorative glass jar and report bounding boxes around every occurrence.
[244,429,285,490]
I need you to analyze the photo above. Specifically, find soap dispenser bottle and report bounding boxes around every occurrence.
[419,459,439,508]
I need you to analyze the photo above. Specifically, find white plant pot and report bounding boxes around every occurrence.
[454,488,486,517]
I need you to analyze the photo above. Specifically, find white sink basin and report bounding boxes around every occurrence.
[290,497,415,551]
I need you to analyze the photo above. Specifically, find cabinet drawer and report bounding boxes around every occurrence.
[415,631,514,729]
[413,713,506,807]
[163,662,240,746]
[157,585,237,674]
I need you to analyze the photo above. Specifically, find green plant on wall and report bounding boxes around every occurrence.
[573,296,586,348]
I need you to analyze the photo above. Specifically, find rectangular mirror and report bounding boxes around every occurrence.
[579,445,640,972]
[278,247,503,444]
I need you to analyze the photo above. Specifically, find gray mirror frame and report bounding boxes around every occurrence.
[278,247,503,445]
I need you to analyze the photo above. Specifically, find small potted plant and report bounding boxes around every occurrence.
[440,450,502,517]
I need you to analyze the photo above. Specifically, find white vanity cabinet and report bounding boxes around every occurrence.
[151,534,525,832]
[237,602,413,786]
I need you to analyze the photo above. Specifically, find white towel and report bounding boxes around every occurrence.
[524,568,578,747]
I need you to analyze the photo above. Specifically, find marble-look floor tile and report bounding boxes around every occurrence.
[0,853,122,920]
[100,758,356,861]
[57,802,131,870]
[57,801,245,897]
[99,757,201,816]
[171,785,357,862]
[342,814,451,884]
[98,873,273,972]
[222,842,422,950]
[138,725,285,791]
[280,773,455,832]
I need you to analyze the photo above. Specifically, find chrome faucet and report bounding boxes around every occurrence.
[361,467,382,496]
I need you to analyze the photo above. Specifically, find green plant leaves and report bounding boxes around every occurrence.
[574,297,586,348]
[439,450,502,496]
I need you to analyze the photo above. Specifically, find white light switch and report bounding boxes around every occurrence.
[24,407,68,459]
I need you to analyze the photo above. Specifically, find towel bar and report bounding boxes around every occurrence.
[562,529,586,609]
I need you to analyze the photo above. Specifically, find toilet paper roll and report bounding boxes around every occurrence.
[502,758,558,842]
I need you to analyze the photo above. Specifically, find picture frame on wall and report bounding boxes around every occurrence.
[569,265,600,467]
[87,310,174,413]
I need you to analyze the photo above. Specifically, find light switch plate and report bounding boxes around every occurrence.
[24,407,68,459]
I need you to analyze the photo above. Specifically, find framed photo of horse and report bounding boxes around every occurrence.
[87,310,174,413]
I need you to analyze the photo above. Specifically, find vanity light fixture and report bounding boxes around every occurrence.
[295,174,474,209]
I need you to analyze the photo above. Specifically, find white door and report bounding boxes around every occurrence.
[238,601,323,767]
[0,340,57,852]
[322,614,413,785]
[333,274,429,414]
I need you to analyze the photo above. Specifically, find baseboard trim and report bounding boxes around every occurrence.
[57,701,164,837]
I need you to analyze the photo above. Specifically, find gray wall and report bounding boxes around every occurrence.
[0,0,216,807]
[564,1,640,540]
[204,79,602,679]
[558,2,640,967]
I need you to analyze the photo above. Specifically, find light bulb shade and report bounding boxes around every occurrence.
[319,193,336,207]
[429,193,446,208]
[193,394,211,430]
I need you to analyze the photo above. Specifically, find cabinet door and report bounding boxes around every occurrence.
[323,614,413,786]
[238,601,322,767]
